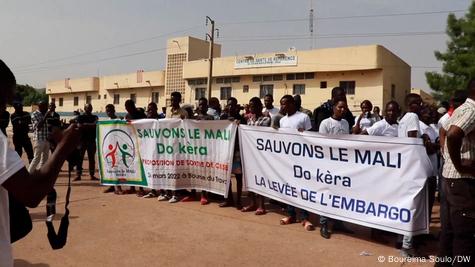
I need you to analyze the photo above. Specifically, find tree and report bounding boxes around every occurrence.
[425,2,475,101]
[15,84,48,106]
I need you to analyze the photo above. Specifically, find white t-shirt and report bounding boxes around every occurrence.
[398,112,421,138]
[280,111,312,130]
[356,114,380,131]
[420,121,439,176]
[319,117,349,135]
[0,132,25,267]
[366,119,398,137]
[263,107,280,120]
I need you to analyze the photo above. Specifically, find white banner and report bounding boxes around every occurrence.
[239,126,432,236]
[234,55,297,69]
[97,119,237,196]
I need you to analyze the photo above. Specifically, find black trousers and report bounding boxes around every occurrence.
[13,135,34,161]
[77,141,96,176]
[437,178,475,267]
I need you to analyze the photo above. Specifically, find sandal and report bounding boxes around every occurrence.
[302,220,315,231]
[241,205,257,212]
[255,208,266,216]
[280,216,295,225]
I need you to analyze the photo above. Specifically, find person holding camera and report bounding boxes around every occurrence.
[352,100,380,134]
[0,60,82,266]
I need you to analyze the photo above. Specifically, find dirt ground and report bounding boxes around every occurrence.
[11,164,440,267]
[7,126,440,267]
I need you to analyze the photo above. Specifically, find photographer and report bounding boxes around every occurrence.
[0,60,81,266]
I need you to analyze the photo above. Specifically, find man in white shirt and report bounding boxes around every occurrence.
[0,60,81,267]
[278,95,313,231]
[262,94,280,120]
[363,101,400,137]
[398,93,424,257]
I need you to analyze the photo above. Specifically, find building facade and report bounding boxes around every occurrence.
[47,36,411,114]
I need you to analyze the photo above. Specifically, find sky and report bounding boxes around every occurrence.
[0,0,472,93]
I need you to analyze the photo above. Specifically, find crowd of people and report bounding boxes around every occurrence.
[1,56,475,266]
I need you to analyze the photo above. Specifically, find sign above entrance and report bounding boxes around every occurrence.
[234,55,298,69]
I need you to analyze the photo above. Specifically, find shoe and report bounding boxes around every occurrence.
[168,196,179,203]
[219,201,234,208]
[90,176,99,181]
[73,176,81,181]
[103,187,115,193]
[320,224,331,239]
[181,196,196,202]
[400,248,416,258]
[143,192,157,198]
[200,196,209,205]
[158,194,170,201]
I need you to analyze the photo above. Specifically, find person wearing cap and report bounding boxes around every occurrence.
[10,100,34,162]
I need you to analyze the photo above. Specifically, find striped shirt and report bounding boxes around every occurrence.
[442,98,475,179]
[30,110,48,142]
[246,114,271,127]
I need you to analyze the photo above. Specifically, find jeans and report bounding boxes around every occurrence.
[28,140,50,172]
[77,141,96,176]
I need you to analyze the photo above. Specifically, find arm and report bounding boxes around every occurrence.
[352,114,364,134]
[3,124,81,207]
[439,127,446,156]
[446,125,475,176]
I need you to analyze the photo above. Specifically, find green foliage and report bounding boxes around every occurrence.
[15,84,48,106]
[425,3,475,101]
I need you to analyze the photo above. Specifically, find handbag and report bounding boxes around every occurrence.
[9,193,33,243]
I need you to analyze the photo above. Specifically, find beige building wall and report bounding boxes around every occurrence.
[47,70,165,113]
[47,36,410,116]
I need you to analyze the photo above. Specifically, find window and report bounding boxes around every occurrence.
[59,98,63,107]
[243,85,249,93]
[130,94,136,103]
[296,73,305,80]
[220,87,232,100]
[293,84,306,95]
[195,88,206,100]
[86,95,92,104]
[286,74,295,80]
[253,75,262,82]
[104,94,107,99]
[232,76,240,83]
[152,92,160,103]
[73,96,79,106]
[259,84,274,98]
[320,81,327,89]
[339,81,356,95]
[224,77,232,84]
[263,75,273,82]
[51,98,56,103]
[305,72,315,79]
[216,77,224,84]
[113,94,120,105]
[391,84,396,99]
[273,75,283,81]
